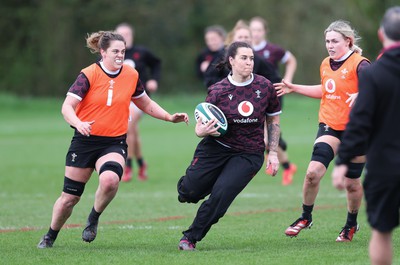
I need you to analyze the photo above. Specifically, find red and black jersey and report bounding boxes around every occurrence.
[253,41,287,71]
[206,74,281,153]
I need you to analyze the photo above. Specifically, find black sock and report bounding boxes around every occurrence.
[282,162,290,170]
[126,158,132,168]
[88,207,101,224]
[301,204,314,220]
[47,227,59,240]
[137,158,144,167]
[346,211,358,227]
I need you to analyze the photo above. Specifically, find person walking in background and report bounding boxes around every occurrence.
[275,20,370,242]
[332,6,400,264]
[250,16,297,185]
[115,23,162,182]
[37,31,188,249]
[195,25,227,85]
[177,41,281,251]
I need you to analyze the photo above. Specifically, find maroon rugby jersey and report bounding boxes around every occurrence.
[206,74,281,153]
[253,41,286,71]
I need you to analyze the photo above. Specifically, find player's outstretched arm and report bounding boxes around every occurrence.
[274,80,322,99]
[133,95,189,124]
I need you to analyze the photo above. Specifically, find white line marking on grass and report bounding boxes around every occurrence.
[120,225,153,230]
[117,225,184,230]
[239,192,346,199]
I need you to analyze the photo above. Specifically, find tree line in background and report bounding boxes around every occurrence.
[0,0,395,97]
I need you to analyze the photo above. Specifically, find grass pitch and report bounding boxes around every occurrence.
[0,93,398,265]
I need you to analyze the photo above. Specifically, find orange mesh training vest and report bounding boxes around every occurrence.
[319,53,368,130]
[76,64,138,137]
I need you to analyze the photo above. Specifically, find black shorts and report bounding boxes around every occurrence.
[364,174,400,232]
[315,123,343,139]
[316,122,365,157]
[66,131,128,168]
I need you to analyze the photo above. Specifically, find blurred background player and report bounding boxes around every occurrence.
[250,16,298,185]
[203,20,280,90]
[115,22,161,182]
[195,25,227,86]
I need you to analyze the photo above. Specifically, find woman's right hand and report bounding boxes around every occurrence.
[274,79,294,97]
[195,118,221,137]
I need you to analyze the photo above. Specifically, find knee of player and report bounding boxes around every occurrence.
[99,174,120,193]
[345,162,364,180]
[311,142,334,169]
[177,185,201,203]
[63,176,86,200]
[177,189,202,204]
[99,161,124,182]
[344,182,362,193]
[344,177,363,193]
[305,168,322,185]
[60,192,81,209]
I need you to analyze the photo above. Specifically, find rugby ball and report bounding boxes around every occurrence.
[194,102,228,136]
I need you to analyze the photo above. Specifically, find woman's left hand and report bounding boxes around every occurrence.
[195,118,220,137]
[266,151,279,176]
[346,92,358,107]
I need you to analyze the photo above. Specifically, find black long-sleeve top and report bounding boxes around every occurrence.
[124,44,161,94]
[336,46,400,177]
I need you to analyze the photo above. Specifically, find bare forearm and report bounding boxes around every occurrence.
[266,118,280,153]
[141,100,171,121]
[293,84,322,98]
[61,96,82,127]
[134,95,188,124]
[62,105,81,127]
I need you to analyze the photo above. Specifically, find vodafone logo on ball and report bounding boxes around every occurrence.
[238,101,254,117]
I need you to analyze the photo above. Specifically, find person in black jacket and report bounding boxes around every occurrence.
[195,25,227,84]
[115,23,162,182]
[332,6,400,265]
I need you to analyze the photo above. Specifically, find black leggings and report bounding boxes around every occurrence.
[177,138,263,242]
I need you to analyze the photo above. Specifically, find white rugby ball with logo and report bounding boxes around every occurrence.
[194,102,228,136]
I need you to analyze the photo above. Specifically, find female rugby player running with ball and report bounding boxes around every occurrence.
[177,41,281,251]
